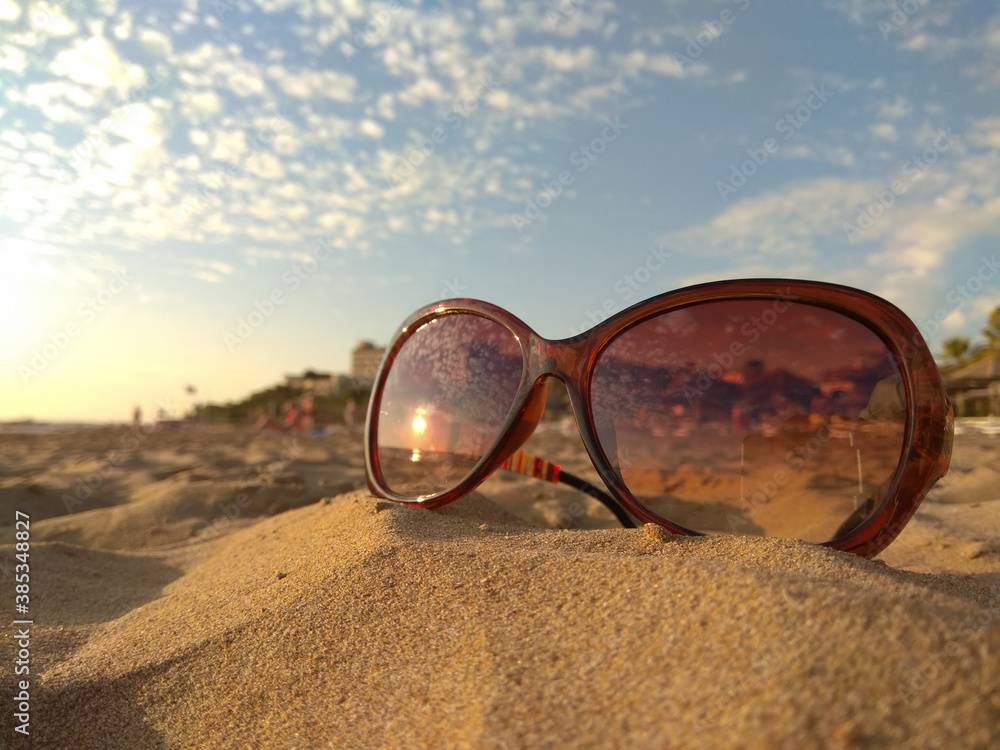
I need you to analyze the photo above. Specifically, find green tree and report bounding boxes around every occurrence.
[941,336,971,367]
[981,306,1000,356]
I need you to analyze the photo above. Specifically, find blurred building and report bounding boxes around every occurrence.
[946,356,1000,417]
[351,340,385,379]
[285,370,337,396]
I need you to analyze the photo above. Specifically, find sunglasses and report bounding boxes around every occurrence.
[364,279,953,558]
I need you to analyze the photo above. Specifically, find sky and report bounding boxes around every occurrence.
[1,0,999,422]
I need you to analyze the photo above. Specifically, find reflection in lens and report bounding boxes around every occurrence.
[590,300,906,543]
[375,314,524,497]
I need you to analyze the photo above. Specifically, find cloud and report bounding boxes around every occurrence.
[969,117,1000,150]
[112,9,131,39]
[209,131,247,162]
[359,119,385,138]
[870,122,898,142]
[0,44,27,74]
[29,1,79,36]
[49,34,146,97]
[266,65,356,101]
[876,95,911,120]
[183,90,224,116]
[0,0,20,21]
[13,80,99,123]
[396,75,448,107]
[138,28,172,57]
[244,152,285,180]
[173,42,268,98]
[111,102,166,150]
[189,129,210,147]
[540,45,598,72]
[272,132,303,155]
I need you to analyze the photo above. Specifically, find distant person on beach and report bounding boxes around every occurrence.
[344,398,357,435]
[253,401,299,434]
[133,405,142,427]
[282,400,299,432]
[300,394,316,434]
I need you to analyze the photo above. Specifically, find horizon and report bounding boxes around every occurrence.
[2,0,1000,421]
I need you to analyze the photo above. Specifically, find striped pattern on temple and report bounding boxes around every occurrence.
[499,450,561,483]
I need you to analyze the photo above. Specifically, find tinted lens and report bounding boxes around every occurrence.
[374,313,524,497]
[591,300,906,542]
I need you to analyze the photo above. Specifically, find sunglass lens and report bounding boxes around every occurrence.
[591,300,906,542]
[374,314,524,498]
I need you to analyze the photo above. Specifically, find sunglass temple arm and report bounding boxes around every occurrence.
[499,450,638,528]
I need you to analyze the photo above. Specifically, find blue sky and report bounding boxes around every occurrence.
[1,0,999,421]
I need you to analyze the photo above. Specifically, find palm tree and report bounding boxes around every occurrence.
[980,306,1000,357]
[941,336,971,368]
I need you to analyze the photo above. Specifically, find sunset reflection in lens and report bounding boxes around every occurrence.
[375,314,524,498]
[591,300,906,542]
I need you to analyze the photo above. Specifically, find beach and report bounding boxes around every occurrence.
[0,422,998,748]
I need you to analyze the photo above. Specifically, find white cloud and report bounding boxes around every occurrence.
[540,45,597,72]
[29,1,78,36]
[0,0,20,21]
[876,95,911,120]
[0,130,27,150]
[375,93,395,120]
[969,117,1000,150]
[272,132,303,156]
[176,154,201,171]
[138,28,172,57]
[0,44,27,74]
[870,122,899,142]
[112,10,131,39]
[173,43,268,98]
[266,65,356,101]
[209,131,247,162]
[359,119,385,138]
[396,75,448,107]
[244,151,285,180]
[186,90,224,115]
[189,129,210,147]
[15,81,99,122]
[105,103,166,151]
[646,54,687,78]
[50,35,146,97]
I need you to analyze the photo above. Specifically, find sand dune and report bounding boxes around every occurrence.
[0,425,998,748]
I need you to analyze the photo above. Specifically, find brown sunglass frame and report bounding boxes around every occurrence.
[365,278,953,558]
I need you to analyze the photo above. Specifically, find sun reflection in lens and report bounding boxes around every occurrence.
[411,449,422,463]
[412,416,427,433]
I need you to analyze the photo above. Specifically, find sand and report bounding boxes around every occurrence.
[0,422,998,748]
